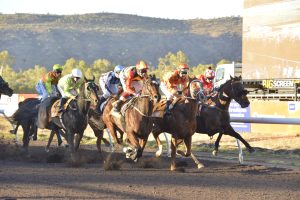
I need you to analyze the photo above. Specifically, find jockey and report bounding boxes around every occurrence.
[98,65,125,111]
[57,68,84,113]
[112,60,149,113]
[35,64,63,101]
[197,67,215,98]
[160,63,190,115]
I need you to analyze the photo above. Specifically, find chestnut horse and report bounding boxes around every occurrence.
[101,75,160,161]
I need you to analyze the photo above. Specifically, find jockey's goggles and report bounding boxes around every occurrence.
[139,68,148,74]
[74,77,81,81]
[207,77,214,81]
[55,69,62,74]
[179,70,188,75]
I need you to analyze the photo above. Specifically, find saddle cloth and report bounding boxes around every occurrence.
[51,98,74,118]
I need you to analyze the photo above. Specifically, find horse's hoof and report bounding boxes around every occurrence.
[45,148,50,153]
[133,158,138,163]
[212,150,218,156]
[197,163,204,169]
[248,148,255,154]
[170,166,176,171]
[155,150,162,157]
[123,147,129,153]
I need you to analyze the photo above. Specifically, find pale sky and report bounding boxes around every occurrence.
[0,0,243,19]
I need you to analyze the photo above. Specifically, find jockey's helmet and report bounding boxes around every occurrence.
[136,60,148,70]
[178,63,189,76]
[53,64,63,73]
[136,60,148,78]
[71,68,83,80]
[114,65,124,78]
[205,67,215,81]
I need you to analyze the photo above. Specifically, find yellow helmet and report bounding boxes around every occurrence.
[136,60,148,70]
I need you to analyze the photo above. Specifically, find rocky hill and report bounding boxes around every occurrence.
[0,13,242,70]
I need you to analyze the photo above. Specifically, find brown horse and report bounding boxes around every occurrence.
[101,75,160,161]
[152,97,199,171]
[153,76,254,165]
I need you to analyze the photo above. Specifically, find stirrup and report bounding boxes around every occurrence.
[58,108,65,113]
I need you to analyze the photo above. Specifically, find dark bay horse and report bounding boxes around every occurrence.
[153,76,254,162]
[39,77,100,154]
[195,76,255,155]
[102,75,160,161]
[10,98,40,153]
[0,75,13,97]
[152,97,199,171]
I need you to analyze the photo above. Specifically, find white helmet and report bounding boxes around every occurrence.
[71,68,83,78]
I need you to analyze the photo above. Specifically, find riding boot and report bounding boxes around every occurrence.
[58,98,67,113]
[164,100,172,115]
[96,96,107,113]
[113,100,123,113]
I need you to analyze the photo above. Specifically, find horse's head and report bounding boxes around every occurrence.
[228,76,250,108]
[83,76,100,106]
[141,74,161,104]
[0,75,13,97]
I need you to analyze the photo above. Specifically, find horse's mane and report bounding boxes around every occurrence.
[217,76,241,92]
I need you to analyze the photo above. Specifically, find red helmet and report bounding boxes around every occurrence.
[178,63,189,70]
[136,60,148,70]
[205,68,215,79]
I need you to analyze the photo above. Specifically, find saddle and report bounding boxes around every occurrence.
[99,98,110,113]
[152,98,180,118]
[50,97,74,118]
[197,93,218,116]
[110,97,138,131]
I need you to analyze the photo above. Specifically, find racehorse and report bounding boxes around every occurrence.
[195,76,255,155]
[0,75,13,97]
[38,76,100,154]
[10,98,41,153]
[153,76,254,162]
[152,96,199,171]
[102,75,160,161]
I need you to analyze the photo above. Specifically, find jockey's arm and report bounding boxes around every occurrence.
[44,74,54,94]
[125,75,136,94]
[64,78,75,98]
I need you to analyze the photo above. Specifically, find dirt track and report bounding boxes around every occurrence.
[0,141,300,200]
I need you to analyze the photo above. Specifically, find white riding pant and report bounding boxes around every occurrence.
[99,77,119,99]
[160,82,174,101]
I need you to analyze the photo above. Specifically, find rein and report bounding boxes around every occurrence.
[128,95,154,118]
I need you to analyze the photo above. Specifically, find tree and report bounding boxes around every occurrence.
[217,59,231,65]
[153,51,189,78]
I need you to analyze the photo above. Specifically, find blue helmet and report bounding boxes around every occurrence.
[114,65,124,78]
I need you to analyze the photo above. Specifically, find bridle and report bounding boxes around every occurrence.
[218,80,245,105]
[129,78,160,117]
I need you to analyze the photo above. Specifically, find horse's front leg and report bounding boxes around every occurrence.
[138,137,149,157]
[170,136,177,171]
[152,131,163,157]
[45,130,56,152]
[225,125,255,153]
[125,130,141,161]
[74,132,83,151]
[213,133,223,156]
[66,131,75,153]
[21,122,30,155]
